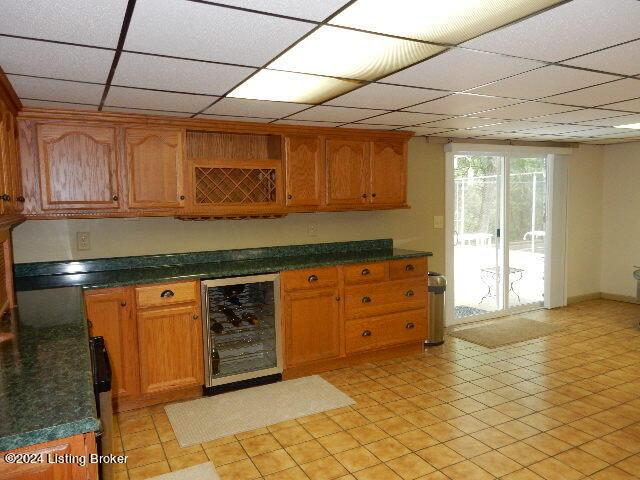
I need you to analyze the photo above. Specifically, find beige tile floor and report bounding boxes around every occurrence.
[112,299,640,479]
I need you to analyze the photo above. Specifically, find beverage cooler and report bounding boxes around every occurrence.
[201,274,282,391]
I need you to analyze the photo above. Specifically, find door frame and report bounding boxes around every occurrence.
[444,144,572,326]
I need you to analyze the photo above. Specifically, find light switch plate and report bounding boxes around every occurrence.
[433,216,444,229]
[307,222,319,237]
[76,231,91,251]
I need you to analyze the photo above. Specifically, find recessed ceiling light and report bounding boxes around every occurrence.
[269,26,443,81]
[614,122,640,129]
[228,70,362,103]
[330,0,564,44]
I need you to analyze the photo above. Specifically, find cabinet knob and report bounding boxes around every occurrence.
[120,301,127,307]
[112,195,119,201]
[405,290,415,297]
[405,264,415,271]
[308,274,318,283]
[287,194,293,200]
[362,193,368,198]
[371,193,377,198]
[17,196,25,203]
[335,296,341,301]
[0,194,10,201]
[362,330,372,337]
[361,268,370,276]
[179,195,185,200]
[160,289,175,298]
[405,322,415,329]
[361,296,371,304]
[193,314,199,320]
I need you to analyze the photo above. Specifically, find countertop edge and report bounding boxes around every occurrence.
[0,417,100,452]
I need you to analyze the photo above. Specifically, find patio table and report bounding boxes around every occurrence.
[480,266,525,303]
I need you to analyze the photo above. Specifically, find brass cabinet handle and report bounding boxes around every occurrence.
[405,322,415,329]
[160,289,175,298]
[405,290,415,297]
[120,301,127,307]
[405,264,415,271]
[362,296,371,304]
[362,330,372,337]
[308,274,318,283]
[112,195,119,201]
[17,196,25,202]
[193,314,199,320]
[0,194,10,201]
[361,268,370,276]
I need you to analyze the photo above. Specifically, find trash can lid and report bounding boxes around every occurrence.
[427,272,446,288]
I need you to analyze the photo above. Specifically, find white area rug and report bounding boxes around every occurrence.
[165,375,354,447]
[149,463,219,480]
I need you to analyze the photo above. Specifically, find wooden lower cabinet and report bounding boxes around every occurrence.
[283,287,341,368]
[0,433,97,480]
[83,280,203,411]
[137,303,203,395]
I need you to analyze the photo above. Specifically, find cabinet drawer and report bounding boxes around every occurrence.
[135,281,197,308]
[282,266,339,291]
[343,262,388,285]
[346,310,427,354]
[344,278,426,319]
[389,257,428,280]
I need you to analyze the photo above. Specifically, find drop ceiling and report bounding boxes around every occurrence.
[2,0,640,144]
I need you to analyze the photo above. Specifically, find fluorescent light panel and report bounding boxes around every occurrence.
[228,70,361,103]
[330,0,564,44]
[614,123,640,129]
[269,26,443,81]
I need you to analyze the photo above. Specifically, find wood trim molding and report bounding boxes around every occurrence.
[567,292,640,305]
[426,135,579,149]
[0,67,21,114]
[18,107,415,140]
[566,292,602,304]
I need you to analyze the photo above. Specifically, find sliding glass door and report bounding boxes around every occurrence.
[453,152,548,321]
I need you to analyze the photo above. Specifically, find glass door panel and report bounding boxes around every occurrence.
[507,156,547,308]
[453,154,503,320]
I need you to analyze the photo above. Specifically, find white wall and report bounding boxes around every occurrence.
[12,137,447,273]
[600,141,640,298]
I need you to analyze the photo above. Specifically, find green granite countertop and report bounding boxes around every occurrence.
[0,287,99,451]
[15,240,432,291]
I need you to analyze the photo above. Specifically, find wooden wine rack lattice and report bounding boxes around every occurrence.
[194,166,277,204]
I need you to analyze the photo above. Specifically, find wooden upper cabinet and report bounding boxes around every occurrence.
[325,139,369,206]
[137,303,203,395]
[284,135,323,207]
[36,123,119,210]
[0,102,22,215]
[126,128,185,209]
[84,287,139,401]
[370,140,407,206]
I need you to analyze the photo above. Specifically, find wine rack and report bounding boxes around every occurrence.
[194,166,277,205]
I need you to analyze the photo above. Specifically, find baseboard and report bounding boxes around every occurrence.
[567,292,640,305]
[601,293,640,305]
[567,292,602,304]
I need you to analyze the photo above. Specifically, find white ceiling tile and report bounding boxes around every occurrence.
[480,101,576,120]
[578,113,640,127]
[562,40,640,76]
[471,120,554,132]
[426,117,504,129]
[602,98,640,113]
[8,75,104,104]
[339,124,403,130]
[399,126,454,136]
[113,52,254,95]
[434,129,481,139]
[464,0,640,62]
[469,66,617,100]
[0,0,128,48]
[358,111,447,126]
[274,119,343,127]
[533,108,632,123]
[326,84,445,110]
[288,106,382,123]
[212,0,350,20]
[0,37,114,83]
[381,49,542,92]
[104,106,192,118]
[523,124,603,135]
[204,98,309,118]
[545,78,640,107]
[405,93,516,116]
[195,113,274,123]
[104,86,217,113]
[125,0,314,65]
[20,99,99,110]
[578,126,639,135]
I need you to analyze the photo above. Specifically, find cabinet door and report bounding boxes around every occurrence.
[0,104,9,215]
[370,140,406,206]
[283,288,341,367]
[84,288,139,400]
[126,128,185,209]
[284,135,323,207]
[325,139,369,206]
[137,304,203,395]
[36,124,119,210]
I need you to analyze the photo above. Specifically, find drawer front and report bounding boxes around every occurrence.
[389,257,428,280]
[343,262,388,285]
[282,266,339,291]
[344,278,426,319]
[136,281,197,308]
[346,309,427,354]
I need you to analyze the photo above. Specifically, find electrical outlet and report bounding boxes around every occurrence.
[76,232,91,251]
[433,216,444,229]
[307,222,319,237]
